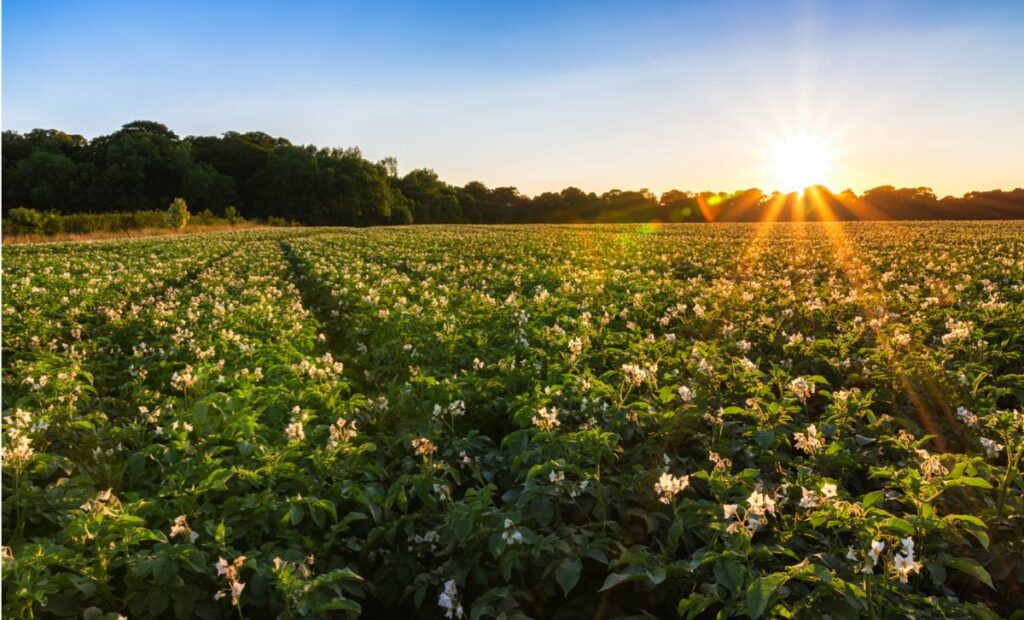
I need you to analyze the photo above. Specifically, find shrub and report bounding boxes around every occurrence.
[40,212,63,235]
[225,206,244,225]
[5,207,46,234]
[165,198,190,229]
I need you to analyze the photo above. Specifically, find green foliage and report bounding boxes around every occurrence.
[2,223,1022,618]
[224,206,243,225]
[2,208,247,238]
[265,216,294,227]
[165,197,190,229]
[6,123,1024,227]
[5,206,48,234]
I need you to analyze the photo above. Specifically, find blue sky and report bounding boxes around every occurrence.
[4,1,1023,196]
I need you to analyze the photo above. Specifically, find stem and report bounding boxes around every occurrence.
[14,465,25,539]
[997,437,1020,516]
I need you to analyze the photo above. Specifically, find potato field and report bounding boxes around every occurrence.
[3,223,1023,619]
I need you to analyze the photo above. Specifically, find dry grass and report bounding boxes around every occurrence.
[2,223,273,246]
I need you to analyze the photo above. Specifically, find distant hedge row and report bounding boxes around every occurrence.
[3,205,253,236]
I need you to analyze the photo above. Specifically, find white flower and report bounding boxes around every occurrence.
[501,519,525,545]
[411,436,437,457]
[327,417,358,449]
[285,421,305,443]
[793,423,824,455]
[892,331,911,347]
[798,487,820,509]
[869,540,885,566]
[980,437,1004,459]
[697,357,713,375]
[654,472,690,504]
[941,319,972,345]
[568,337,584,358]
[820,482,838,500]
[915,448,948,479]
[900,536,915,557]
[438,579,465,619]
[169,514,197,542]
[745,490,776,527]
[433,483,452,503]
[956,406,978,426]
[214,556,247,606]
[888,536,922,583]
[789,377,815,402]
[532,407,560,431]
[677,385,695,402]
[622,363,650,387]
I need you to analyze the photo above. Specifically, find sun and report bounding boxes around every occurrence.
[768,133,835,194]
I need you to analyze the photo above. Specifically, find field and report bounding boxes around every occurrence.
[3,223,1023,619]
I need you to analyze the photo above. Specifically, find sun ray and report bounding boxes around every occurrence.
[804,188,957,451]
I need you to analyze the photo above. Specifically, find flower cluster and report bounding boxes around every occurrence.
[531,406,560,431]
[793,423,825,455]
[327,417,358,449]
[286,406,307,443]
[214,556,247,606]
[437,579,464,619]
[2,408,36,465]
[411,436,437,457]
[654,472,690,504]
[169,514,199,543]
[892,537,923,583]
[789,377,815,402]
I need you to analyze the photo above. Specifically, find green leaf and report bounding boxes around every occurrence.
[861,490,884,509]
[946,476,993,490]
[714,559,745,595]
[746,573,789,619]
[946,514,990,549]
[646,566,667,586]
[882,517,915,536]
[753,431,775,450]
[677,593,715,619]
[599,571,637,592]
[321,599,362,613]
[190,401,209,426]
[946,557,995,590]
[555,557,582,596]
[289,503,304,526]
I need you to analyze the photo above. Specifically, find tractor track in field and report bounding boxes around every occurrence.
[277,236,377,398]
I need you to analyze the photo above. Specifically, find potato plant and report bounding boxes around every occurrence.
[3,223,1023,619]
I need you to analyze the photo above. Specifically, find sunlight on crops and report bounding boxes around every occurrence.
[3,223,1023,618]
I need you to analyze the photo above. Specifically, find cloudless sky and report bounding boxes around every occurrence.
[4,0,1023,197]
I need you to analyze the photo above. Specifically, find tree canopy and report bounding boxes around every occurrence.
[4,122,1023,225]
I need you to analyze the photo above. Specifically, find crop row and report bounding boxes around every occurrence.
[3,223,1023,619]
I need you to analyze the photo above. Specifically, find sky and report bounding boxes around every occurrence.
[3,0,1023,197]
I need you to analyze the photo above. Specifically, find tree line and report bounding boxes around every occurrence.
[4,121,1023,225]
